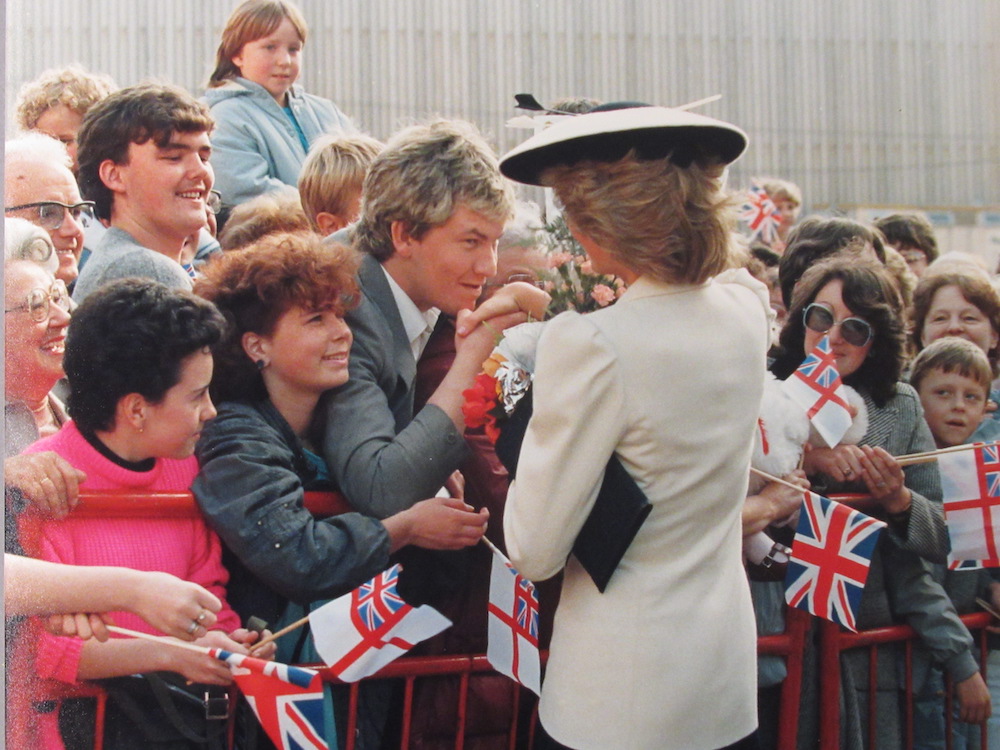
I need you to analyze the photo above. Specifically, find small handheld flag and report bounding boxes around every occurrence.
[308,564,451,682]
[784,491,886,632]
[784,335,853,448]
[936,444,1000,567]
[486,546,541,695]
[740,180,782,245]
[210,649,328,749]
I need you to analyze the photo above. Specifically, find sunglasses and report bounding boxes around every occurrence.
[4,279,71,323]
[5,200,96,232]
[802,303,873,348]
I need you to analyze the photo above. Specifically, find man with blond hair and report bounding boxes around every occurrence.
[323,119,547,517]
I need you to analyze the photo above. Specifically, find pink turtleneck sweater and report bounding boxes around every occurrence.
[21,420,241,684]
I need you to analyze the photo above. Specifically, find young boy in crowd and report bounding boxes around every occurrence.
[297,132,383,237]
[72,83,216,303]
[911,336,1000,749]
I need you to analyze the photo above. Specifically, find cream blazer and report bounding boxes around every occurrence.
[504,271,770,750]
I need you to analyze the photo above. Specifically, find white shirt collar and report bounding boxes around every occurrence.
[381,266,440,360]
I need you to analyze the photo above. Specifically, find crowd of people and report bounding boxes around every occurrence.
[4,1,1000,749]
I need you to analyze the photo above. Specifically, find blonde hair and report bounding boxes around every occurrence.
[208,0,308,86]
[15,65,116,131]
[354,119,514,261]
[298,133,384,231]
[542,152,738,285]
[759,176,802,207]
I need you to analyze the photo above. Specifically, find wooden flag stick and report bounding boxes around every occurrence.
[249,616,309,654]
[106,625,212,655]
[895,440,1000,465]
[479,535,503,557]
[749,467,810,495]
[976,597,1000,620]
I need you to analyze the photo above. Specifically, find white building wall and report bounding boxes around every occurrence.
[6,0,1000,211]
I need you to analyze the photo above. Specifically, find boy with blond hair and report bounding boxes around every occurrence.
[297,132,383,236]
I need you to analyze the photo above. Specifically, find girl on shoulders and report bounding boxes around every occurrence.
[205,0,355,210]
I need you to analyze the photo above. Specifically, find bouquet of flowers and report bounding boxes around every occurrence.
[462,214,626,443]
[538,215,626,314]
[462,322,543,444]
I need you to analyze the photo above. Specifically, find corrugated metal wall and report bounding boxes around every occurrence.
[6,0,999,210]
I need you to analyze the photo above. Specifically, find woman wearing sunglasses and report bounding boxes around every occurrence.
[769,256,987,747]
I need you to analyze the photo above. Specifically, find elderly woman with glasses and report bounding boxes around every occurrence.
[769,255,990,749]
[4,218,84,522]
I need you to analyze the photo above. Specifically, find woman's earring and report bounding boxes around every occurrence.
[255,359,267,371]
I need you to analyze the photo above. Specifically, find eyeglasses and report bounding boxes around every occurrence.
[4,279,71,323]
[206,190,223,216]
[803,303,874,348]
[5,201,96,232]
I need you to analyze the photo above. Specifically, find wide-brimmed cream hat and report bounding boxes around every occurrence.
[500,102,748,186]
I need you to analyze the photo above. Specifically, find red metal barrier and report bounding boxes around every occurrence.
[28,490,991,750]
[817,611,994,750]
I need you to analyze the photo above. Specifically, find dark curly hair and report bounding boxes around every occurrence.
[64,278,226,432]
[770,256,906,407]
[194,231,360,404]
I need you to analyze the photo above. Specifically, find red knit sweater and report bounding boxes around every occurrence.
[21,421,241,684]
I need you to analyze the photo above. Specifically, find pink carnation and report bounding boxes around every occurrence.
[548,252,573,268]
[591,284,615,307]
[580,260,594,274]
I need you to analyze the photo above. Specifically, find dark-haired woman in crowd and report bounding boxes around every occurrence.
[771,256,988,749]
[192,232,488,745]
[910,269,1000,441]
[21,278,269,749]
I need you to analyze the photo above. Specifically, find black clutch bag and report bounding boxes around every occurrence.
[494,388,652,592]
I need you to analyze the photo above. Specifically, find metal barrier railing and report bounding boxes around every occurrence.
[13,491,994,750]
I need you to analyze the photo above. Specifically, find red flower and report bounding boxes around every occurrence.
[462,373,501,442]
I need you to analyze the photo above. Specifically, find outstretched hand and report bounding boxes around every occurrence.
[455,282,550,336]
[385,497,489,552]
[5,451,86,519]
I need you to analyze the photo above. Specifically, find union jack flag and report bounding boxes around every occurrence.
[309,563,451,682]
[740,180,783,245]
[937,444,1000,567]
[784,491,886,632]
[784,335,853,448]
[487,547,541,695]
[356,567,408,632]
[210,649,328,749]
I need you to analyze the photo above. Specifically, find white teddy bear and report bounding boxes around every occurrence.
[744,371,869,566]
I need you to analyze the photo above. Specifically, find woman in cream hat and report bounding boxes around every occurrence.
[501,104,769,750]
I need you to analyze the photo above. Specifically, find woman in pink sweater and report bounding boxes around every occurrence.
[20,278,269,748]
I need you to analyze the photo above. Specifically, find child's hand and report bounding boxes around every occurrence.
[955,672,991,724]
